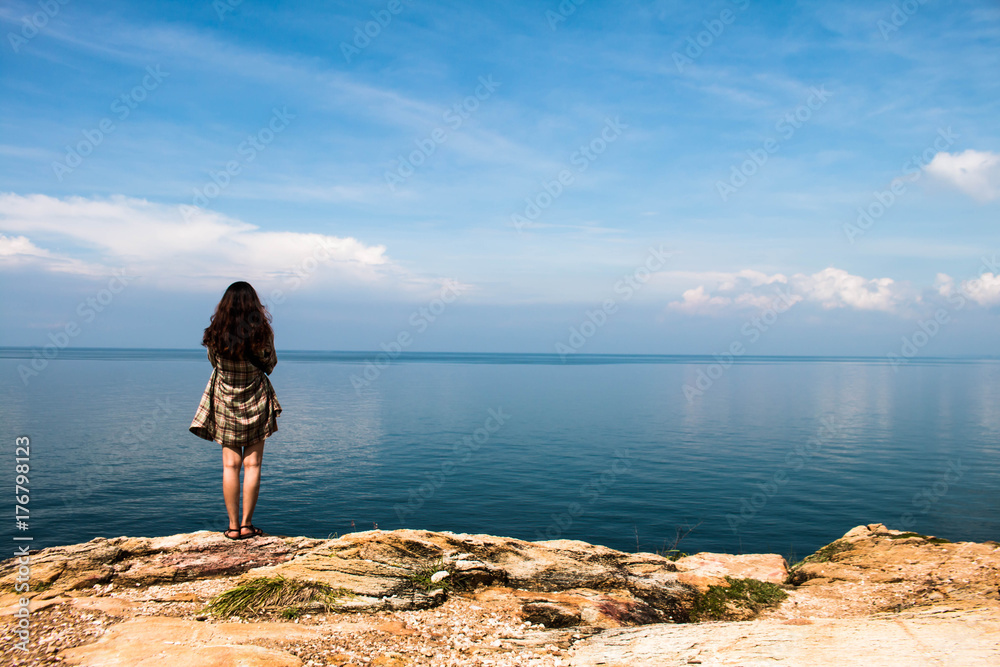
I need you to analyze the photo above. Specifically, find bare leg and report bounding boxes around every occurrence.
[221,445,244,535]
[240,440,265,537]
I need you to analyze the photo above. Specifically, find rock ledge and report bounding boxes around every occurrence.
[1,523,997,666]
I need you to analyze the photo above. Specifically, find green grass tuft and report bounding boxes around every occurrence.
[405,558,451,592]
[279,606,302,619]
[789,538,854,569]
[888,532,950,543]
[691,576,788,621]
[203,575,353,618]
[0,579,53,594]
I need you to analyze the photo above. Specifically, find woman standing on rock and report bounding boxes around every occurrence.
[190,281,282,540]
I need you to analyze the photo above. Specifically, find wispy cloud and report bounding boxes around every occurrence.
[0,145,50,160]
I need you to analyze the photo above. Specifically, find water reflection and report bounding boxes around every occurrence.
[1,356,997,558]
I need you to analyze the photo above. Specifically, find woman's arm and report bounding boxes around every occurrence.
[257,339,277,375]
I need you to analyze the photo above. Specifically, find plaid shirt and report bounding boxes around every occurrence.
[189,343,282,446]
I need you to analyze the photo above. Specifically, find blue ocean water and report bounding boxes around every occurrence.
[1,348,997,561]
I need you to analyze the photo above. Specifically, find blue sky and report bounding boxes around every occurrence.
[1,0,999,355]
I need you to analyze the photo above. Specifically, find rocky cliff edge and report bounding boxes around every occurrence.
[1,523,998,666]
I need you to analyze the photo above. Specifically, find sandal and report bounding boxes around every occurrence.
[223,527,245,540]
[240,523,264,538]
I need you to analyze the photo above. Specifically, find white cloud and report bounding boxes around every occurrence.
[0,233,105,275]
[936,271,1000,306]
[963,273,1000,305]
[671,285,737,312]
[794,267,902,311]
[933,272,955,297]
[668,267,910,314]
[924,149,1000,202]
[717,269,789,291]
[0,234,47,258]
[0,193,458,297]
[669,270,803,314]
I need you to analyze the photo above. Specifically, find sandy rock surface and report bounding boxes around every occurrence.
[568,604,1000,666]
[1,523,997,666]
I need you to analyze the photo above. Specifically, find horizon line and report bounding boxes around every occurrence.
[0,347,997,365]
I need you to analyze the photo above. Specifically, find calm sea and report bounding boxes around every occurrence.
[1,348,997,561]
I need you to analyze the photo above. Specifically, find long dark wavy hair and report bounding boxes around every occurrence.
[202,281,274,360]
